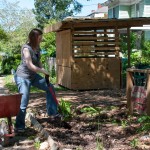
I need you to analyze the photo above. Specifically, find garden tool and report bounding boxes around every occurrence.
[45,75,71,129]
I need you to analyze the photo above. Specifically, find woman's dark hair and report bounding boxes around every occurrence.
[28,28,43,49]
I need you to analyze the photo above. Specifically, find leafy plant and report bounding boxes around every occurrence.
[33,0,83,28]
[34,140,41,149]
[121,120,128,128]
[81,106,102,116]
[137,115,150,132]
[59,98,72,120]
[96,136,104,150]
[130,138,139,148]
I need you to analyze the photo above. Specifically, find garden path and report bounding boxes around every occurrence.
[0,76,9,95]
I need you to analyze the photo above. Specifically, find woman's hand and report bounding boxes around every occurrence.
[41,68,49,75]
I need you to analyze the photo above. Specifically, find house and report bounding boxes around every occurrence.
[87,3,108,18]
[102,0,150,19]
[102,0,150,40]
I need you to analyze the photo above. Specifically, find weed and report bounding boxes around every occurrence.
[137,115,150,132]
[96,136,104,150]
[59,98,72,120]
[76,146,83,150]
[28,136,36,140]
[121,120,128,128]
[34,140,41,149]
[81,106,102,116]
[130,138,139,148]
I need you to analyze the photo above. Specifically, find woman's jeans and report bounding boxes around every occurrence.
[14,74,58,129]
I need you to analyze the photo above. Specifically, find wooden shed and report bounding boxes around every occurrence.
[44,17,150,90]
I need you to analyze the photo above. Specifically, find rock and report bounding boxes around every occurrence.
[39,141,49,150]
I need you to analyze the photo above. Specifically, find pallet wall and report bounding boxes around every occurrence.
[56,28,121,90]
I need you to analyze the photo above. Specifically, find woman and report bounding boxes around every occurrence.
[14,28,60,133]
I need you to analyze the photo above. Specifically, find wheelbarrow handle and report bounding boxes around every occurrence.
[45,75,50,85]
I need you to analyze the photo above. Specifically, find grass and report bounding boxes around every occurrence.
[4,74,67,93]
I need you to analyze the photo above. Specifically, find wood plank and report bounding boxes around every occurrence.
[73,47,120,51]
[73,41,120,46]
[73,36,118,40]
[73,50,116,54]
[71,57,121,90]
[73,31,116,34]
[44,18,150,32]
[56,29,72,67]
[74,52,116,57]
[126,71,134,115]
[57,65,71,88]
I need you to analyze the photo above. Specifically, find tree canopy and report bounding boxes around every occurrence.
[33,0,84,29]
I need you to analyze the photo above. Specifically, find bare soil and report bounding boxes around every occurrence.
[27,89,150,150]
[2,89,150,150]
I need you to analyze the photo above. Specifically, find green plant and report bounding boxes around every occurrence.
[130,138,139,148]
[137,115,150,132]
[76,147,83,150]
[81,106,102,116]
[34,141,41,149]
[59,98,72,120]
[96,136,104,150]
[121,120,128,128]
[28,136,36,140]
[96,120,104,150]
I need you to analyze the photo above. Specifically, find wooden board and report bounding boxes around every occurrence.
[57,65,71,89]
[56,29,72,67]
[70,58,121,90]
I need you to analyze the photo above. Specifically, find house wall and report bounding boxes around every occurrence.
[143,0,150,17]
[108,6,119,18]
[119,5,131,18]
[145,31,150,40]
[131,4,136,17]
[108,9,113,18]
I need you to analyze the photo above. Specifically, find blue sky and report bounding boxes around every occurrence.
[7,0,107,16]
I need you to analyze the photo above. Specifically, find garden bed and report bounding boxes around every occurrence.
[2,89,150,149]
[27,89,150,150]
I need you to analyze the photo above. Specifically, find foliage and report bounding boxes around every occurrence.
[33,0,83,28]
[137,115,150,132]
[81,106,102,116]
[34,140,41,149]
[40,20,56,74]
[121,120,128,128]
[59,98,72,120]
[0,0,37,32]
[0,0,37,56]
[140,40,150,64]
[96,136,104,150]
[0,54,21,74]
[0,26,8,41]
[130,138,139,148]
[41,32,56,57]
[120,32,137,56]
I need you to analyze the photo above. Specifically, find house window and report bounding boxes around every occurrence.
[136,3,139,17]
[113,7,116,18]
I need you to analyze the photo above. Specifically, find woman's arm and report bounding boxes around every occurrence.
[23,48,49,75]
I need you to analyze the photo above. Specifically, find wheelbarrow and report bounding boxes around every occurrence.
[0,94,22,145]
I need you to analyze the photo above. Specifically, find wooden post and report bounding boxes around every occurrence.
[127,27,131,68]
[126,69,134,114]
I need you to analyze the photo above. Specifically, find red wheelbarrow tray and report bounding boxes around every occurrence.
[0,93,22,118]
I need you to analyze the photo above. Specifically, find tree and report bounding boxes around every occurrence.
[0,26,8,41]
[33,0,83,29]
[0,0,37,74]
[0,0,37,54]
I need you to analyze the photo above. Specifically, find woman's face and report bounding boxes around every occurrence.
[37,35,43,44]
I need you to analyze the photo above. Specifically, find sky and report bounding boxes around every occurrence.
[7,0,107,16]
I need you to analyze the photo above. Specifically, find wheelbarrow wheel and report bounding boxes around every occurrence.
[0,120,9,146]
